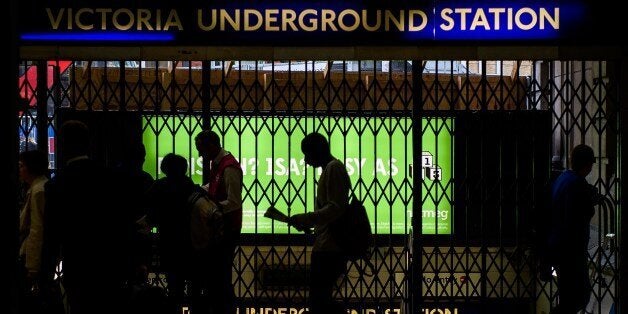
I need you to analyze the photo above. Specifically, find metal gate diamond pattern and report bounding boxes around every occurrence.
[16,59,619,314]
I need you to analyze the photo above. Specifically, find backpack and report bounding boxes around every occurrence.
[330,197,374,264]
[188,186,224,250]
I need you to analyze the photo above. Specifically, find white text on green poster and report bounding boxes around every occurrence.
[143,117,453,235]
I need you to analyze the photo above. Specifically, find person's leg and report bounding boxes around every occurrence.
[189,279,210,314]
[167,272,186,313]
[18,259,31,314]
[326,253,347,314]
[205,242,236,314]
[190,249,217,314]
[556,255,591,313]
[221,242,237,314]
[68,277,122,314]
[309,251,346,314]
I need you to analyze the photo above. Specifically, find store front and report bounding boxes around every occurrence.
[9,0,627,313]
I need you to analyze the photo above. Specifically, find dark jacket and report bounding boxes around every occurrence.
[147,175,196,273]
[43,158,132,299]
[550,169,595,254]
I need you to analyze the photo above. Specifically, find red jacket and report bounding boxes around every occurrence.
[208,153,242,234]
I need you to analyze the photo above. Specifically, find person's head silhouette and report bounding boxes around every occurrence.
[59,120,89,162]
[195,130,222,161]
[160,153,188,178]
[570,144,595,177]
[301,132,331,168]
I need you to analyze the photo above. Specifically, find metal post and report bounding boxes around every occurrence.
[6,0,19,312]
[411,59,423,314]
[619,56,628,314]
[201,60,212,184]
[479,60,488,311]
[36,61,49,154]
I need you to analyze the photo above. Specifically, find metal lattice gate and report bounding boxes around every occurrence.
[16,59,620,314]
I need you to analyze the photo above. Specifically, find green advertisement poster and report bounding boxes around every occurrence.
[143,116,452,235]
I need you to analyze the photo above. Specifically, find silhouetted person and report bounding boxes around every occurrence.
[147,153,196,312]
[551,156,565,182]
[116,142,154,283]
[18,150,49,314]
[288,132,351,314]
[549,144,597,313]
[538,156,567,282]
[42,120,130,314]
[195,130,243,314]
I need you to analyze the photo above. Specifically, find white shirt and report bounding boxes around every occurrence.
[307,159,351,252]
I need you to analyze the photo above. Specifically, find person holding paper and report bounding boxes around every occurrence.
[288,132,351,314]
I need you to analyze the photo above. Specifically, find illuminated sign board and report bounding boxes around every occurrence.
[234,307,458,314]
[232,298,524,313]
[142,116,453,235]
[17,0,615,45]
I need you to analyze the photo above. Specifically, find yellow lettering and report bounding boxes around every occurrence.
[361,9,381,31]
[539,7,559,29]
[440,8,454,31]
[321,9,337,31]
[220,9,240,31]
[338,9,359,31]
[112,8,134,31]
[281,9,297,31]
[488,8,505,30]
[265,9,279,31]
[156,9,161,30]
[137,9,153,30]
[408,10,427,31]
[67,8,73,30]
[470,8,490,30]
[515,7,537,30]
[244,9,262,31]
[455,8,472,30]
[298,9,318,32]
[95,8,112,30]
[164,9,183,30]
[46,8,64,30]
[198,9,217,31]
[385,10,404,31]
[75,8,93,30]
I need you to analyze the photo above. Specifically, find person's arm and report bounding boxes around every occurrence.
[145,181,161,226]
[578,181,596,221]
[25,188,45,277]
[304,162,350,226]
[41,180,60,282]
[563,180,595,242]
[220,166,243,213]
